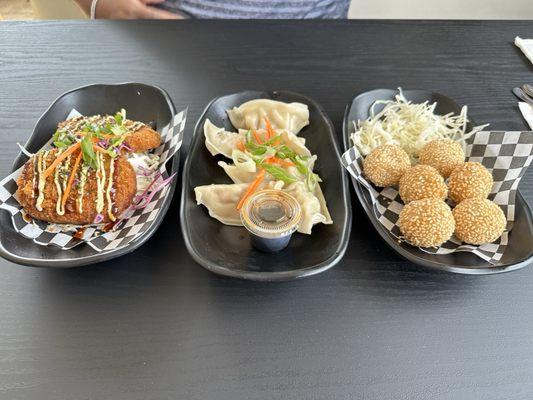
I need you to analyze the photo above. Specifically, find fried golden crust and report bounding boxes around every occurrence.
[124,126,161,152]
[16,150,136,225]
[57,117,161,153]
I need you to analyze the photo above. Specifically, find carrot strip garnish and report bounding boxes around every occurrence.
[263,156,294,167]
[252,130,263,144]
[279,159,295,167]
[237,169,265,210]
[60,150,83,210]
[236,141,245,152]
[93,144,108,153]
[264,117,275,140]
[43,142,81,179]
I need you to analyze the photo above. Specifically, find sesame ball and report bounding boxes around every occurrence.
[363,145,410,187]
[398,198,455,248]
[448,162,493,203]
[453,198,506,245]
[399,164,448,203]
[419,139,465,178]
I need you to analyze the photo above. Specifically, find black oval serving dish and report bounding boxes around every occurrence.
[181,90,352,281]
[0,82,180,267]
[343,88,533,274]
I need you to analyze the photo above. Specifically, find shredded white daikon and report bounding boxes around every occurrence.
[351,88,489,162]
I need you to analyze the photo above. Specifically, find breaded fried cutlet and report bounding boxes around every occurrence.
[57,115,162,153]
[16,149,136,225]
[124,125,162,153]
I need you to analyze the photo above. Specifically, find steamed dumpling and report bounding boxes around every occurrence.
[195,181,285,226]
[218,161,258,184]
[237,129,311,157]
[284,182,332,235]
[195,181,331,234]
[228,99,309,134]
[204,119,241,158]
[204,119,311,162]
[195,183,248,226]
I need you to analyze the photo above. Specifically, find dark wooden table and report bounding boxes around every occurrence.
[1,20,533,400]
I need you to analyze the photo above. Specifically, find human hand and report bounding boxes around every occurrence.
[94,0,182,19]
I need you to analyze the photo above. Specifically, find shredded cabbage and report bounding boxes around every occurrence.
[351,88,489,162]
[127,152,160,193]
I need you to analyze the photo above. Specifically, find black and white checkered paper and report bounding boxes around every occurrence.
[342,131,533,264]
[0,108,187,253]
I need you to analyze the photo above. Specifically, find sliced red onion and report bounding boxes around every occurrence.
[113,172,176,230]
[120,142,132,152]
[138,165,154,177]
[93,214,104,224]
[134,173,175,209]
[97,140,108,148]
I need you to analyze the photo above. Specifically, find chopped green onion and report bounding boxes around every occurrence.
[81,134,98,170]
[260,163,298,184]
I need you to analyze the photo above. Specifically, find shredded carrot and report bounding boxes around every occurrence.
[252,130,263,144]
[263,156,294,167]
[236,141,245,152]
[43,142,81,179]
[237,169,265,210]
[60,150,83,210]
[264,117,275,140]
[279,159,295,167]
[93,144,108,153]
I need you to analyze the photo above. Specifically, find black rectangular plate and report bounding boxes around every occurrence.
[0,82,180,267]
[343,88,533,274]
[180,90,352,281]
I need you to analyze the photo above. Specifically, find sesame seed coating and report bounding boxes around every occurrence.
[448,162,493,203]
[419,139,465,178]
[453,198,506,245]
[399,164,448,203]
[363,144,411,187]
[398,198,455,248]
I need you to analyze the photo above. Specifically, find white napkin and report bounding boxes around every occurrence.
[515,37,533,65]
[519,102,533,129]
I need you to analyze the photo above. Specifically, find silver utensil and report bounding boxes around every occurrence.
[522,84,533,98]
[513,87,533,106]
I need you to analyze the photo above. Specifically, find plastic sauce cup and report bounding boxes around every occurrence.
[240,189,301,253]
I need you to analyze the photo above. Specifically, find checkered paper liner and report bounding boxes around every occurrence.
[341,131,533,264]
[0,108,187,253]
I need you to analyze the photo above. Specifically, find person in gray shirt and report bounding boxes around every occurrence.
[75,0,350,19]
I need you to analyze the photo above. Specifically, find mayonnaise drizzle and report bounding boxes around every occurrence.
[60,115,146,136]
[54,165,64,216]
[95,152,106,214]
[31,157,37,199]
[35,150,49,212]
[106,158,115,221]
[53,151,68,216]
